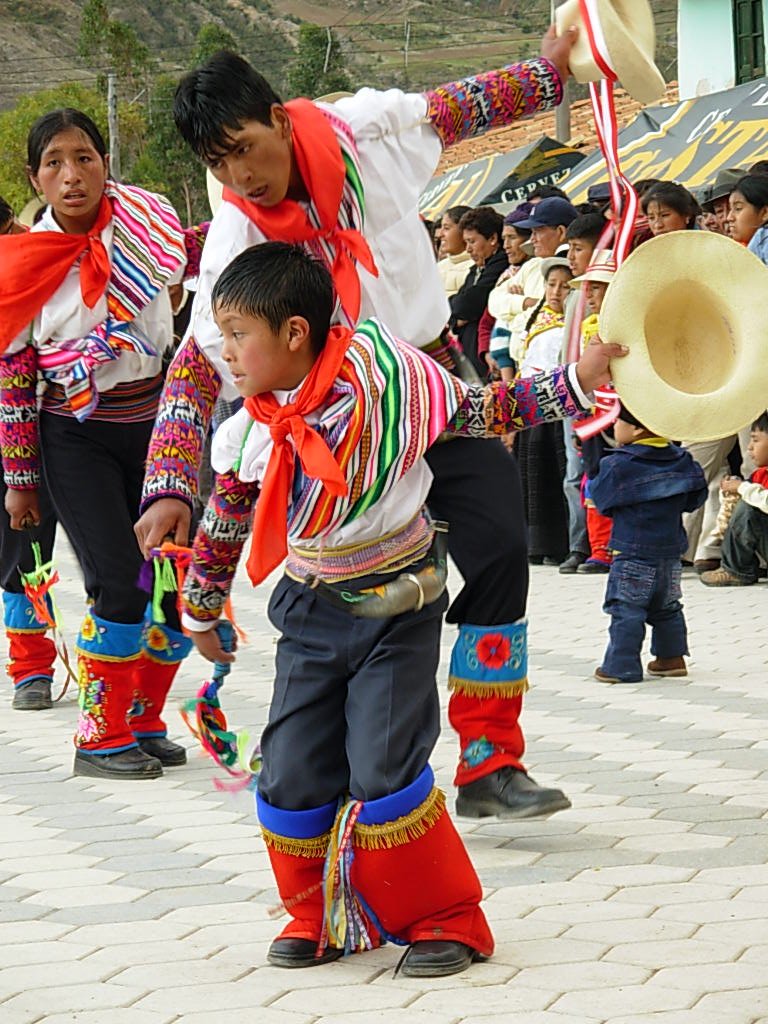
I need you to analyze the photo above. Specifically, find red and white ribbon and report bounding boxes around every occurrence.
[572,0,639,440]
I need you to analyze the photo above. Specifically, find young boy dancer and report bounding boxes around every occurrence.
[137,29,583,819]
[181,242,621,976]
[591,404,707,684]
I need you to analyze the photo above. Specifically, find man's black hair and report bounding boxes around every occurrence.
[752,411,768,433]
[211,242,334,354]
[530,184,569,202]
[566,210,606,245]
[174,51,283,163]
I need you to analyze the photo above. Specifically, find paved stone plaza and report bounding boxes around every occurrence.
[1,542,767,1024]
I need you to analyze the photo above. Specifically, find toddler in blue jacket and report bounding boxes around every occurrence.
[590,404,707,684]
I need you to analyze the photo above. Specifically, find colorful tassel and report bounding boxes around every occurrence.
[17,541,76,699]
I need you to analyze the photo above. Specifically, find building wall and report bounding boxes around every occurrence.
[678,0,768,98]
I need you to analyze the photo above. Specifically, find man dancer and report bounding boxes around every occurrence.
[136,26,580,818]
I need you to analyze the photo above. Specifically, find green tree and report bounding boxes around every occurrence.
[287,24,352,99]
[78,0,152,95]
[192,23,241,66]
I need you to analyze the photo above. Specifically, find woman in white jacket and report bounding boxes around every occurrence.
[487,206,543,381]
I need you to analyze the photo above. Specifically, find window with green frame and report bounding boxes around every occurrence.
[734,0,766,83]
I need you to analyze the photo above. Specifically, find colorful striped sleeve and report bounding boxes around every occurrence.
[182,470,258,630]
[424,58,563,150]
[448,365,584,437]
[0,345,40,490]
[141,335,221,511]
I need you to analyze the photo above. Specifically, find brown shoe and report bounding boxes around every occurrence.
[647,657,687,677]
[694,558,720,574]
[700,567,752,586]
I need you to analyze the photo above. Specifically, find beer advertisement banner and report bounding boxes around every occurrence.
[564,77,768,203]
[419,135,586,219]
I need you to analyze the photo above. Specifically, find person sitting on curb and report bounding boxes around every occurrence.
[701,412,768,587]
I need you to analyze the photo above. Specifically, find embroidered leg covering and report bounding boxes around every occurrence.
[257,795,336,944]
[347,767,493,956]
[448,621,528,786]
[3,592,55,691]
[75,613,143,754]
[130,621,192,738]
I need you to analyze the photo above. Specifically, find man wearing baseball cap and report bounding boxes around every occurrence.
[516,196,579,257]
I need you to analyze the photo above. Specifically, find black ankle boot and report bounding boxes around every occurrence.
[398,940,482,977]
[267,937,344,968]
[73,746,163,780]
[12,677,53,711]
[456,767,571,819]
[137,736,187,766]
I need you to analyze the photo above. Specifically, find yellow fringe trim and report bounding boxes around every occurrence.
[448,675,530,699]
[353,786,446,850]
[75,648,142,664]
[260,827,331,858]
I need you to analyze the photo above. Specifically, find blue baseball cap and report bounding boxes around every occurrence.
[515,197,579,230]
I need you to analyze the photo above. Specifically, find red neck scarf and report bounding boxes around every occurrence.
[223,99,377,324]
[0,194,113,352]
[243,325,353,584]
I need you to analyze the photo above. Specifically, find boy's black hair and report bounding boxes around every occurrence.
[565,210,606,245]
[211,242,334,355]
[751,411,768,433]
[617,402,650,433]
[529,184,569,202]
[174,51,283,163]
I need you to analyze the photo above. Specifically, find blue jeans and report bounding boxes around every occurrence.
[601,556,688,682]
[721,500,768,583]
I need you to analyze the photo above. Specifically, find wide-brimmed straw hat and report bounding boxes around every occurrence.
[599,231,768,441]
[570,248,616,286]
[555,0,666,105]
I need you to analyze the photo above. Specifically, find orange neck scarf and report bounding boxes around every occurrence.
[0,194,113,352]
[222,98,377,324]
[243,325,353,584]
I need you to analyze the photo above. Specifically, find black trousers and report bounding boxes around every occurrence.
[39,411,179,629]
[516,421,569,562]
[0,476,57,595]
[258,574,448,810]
[425,436,528,626]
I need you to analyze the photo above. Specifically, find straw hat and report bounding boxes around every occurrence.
[18,196,45,227]
[569,248,616,286]
[599,231,768,442]
[554,0,666,105]
[540,255,572,279]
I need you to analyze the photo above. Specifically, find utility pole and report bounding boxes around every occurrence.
[404,19,411,79]
[551,0,572,142]
[107,71,121,181]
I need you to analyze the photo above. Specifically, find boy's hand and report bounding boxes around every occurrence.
[542,22,579,84]
[191,624,237,665]
[5,488,40,530]
[575,335,629,394]
[135,498,192,559]
[721,476,743,495]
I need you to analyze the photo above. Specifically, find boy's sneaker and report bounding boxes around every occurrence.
[594,667,641,684]
[700,567,752,586]
[647,657,687,677]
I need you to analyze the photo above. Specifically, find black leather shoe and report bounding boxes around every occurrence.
[73,747,163,780]
[559,552,587,574]
[398,940,482,978]
[456,767,571,820]
[137,736,187,766]
[12,677,52,710]
[577,559,611,574]
[267,937,344,968]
